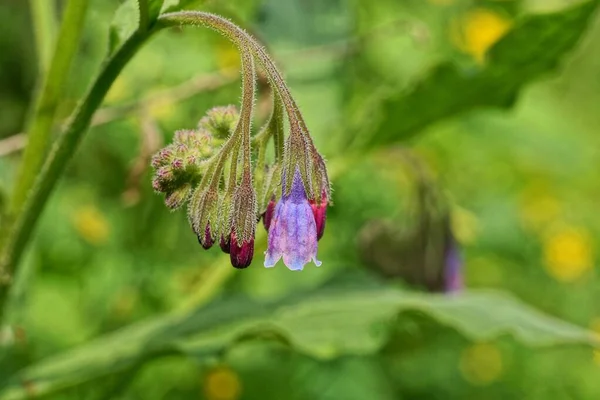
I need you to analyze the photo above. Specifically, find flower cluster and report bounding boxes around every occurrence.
[150,23,330,270]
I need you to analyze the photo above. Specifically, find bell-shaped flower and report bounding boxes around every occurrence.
[264,168,321,271]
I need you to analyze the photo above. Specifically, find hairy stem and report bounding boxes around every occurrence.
[207,46,255,190]
[157,12,311,144]
[11,0,90,215]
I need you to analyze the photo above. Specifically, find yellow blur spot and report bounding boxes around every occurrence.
[460,342,503,385]
[148,98,177,122]
[451,9,512,63]
[204,366,242,400]
[543,226,593,283]
[71,205,110,245]
[216,39,241,78]
[451,206,479,244]
[105,76,130,104]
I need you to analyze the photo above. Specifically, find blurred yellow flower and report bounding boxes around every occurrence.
[459,342,503,385]
[543,226,593,283]
[451,8,512,63]
[204,366,242,400]
[71,205,110,245]
[451,206,479,244]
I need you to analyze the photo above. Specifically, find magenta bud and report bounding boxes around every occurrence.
[151,154,163,169]
[171,158,184,169]
[198,224,214,250]
[230,232,254,269]
[151,177,162,192]
[262,197,276,232]
[309,194,328,241]
[220,234,231,254]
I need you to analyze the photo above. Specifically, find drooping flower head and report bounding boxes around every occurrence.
[264,168,321,271]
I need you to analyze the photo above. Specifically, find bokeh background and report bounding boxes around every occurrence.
[1,0,600,398]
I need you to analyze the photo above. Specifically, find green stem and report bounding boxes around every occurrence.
[11,0,90,215]
[29,0,58,72]
[157,12,310,145]
[207,45,255,191]
[0,29,157,323]
[137,0,149,31]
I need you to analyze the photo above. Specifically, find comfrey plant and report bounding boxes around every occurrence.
[0,5,331,323]
[150,14,331,270]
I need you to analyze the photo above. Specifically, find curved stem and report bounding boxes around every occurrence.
[206,47,255,190]
[157,12,312,146]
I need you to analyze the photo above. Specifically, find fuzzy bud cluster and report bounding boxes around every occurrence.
[151,128,214,210]
[198,105,239,140]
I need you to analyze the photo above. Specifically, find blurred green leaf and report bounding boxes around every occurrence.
[161,0,205,13]
[1,287,597,399]
[108,0,164,55]
[364,0,599,146]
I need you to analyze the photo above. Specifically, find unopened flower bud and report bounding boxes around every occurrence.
[198,105,239,139]
[262,196,276,232]
[309,191,328,241]
[198,224,215,250]
[230,174,257,267]
[188,188,220,249]
[220,234,231,254]
[165,184,192,210]
[307,152,330,240]
[230,232,254,269]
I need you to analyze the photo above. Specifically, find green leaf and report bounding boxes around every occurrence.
[108,0,164,55]
[364,0,599,146]
[0,288,597,399]
[160,0,205,14]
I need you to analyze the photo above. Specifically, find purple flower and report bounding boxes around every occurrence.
[444,235,463,293]
[264,169,321,271]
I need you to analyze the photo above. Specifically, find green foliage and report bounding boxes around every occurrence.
[109,0,164,54]
[361,0,599,147]
[0,286,597,399]
[1,0,600,398]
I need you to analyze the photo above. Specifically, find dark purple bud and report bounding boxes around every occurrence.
[198,223,214,250]
[309,192,328,241]
[230,232,254,269]
[220,233,231,254]
[262,197,276,232]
